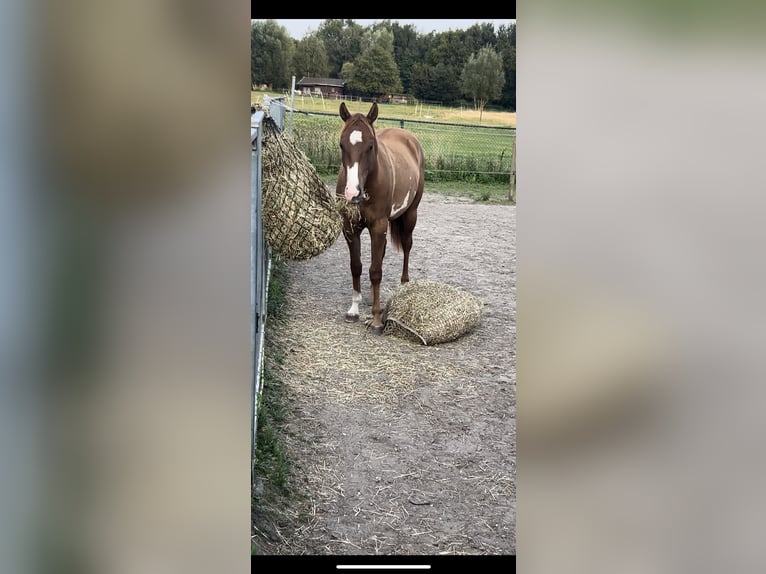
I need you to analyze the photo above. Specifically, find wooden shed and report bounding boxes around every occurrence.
[296,77,346,98]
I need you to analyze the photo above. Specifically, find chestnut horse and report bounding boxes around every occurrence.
[336,101,425,334]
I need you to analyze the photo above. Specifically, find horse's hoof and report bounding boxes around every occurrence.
[345,313,359,322]
[369,325,384,335]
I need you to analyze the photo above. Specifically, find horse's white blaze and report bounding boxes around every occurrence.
[344,162,361,201]
[390,189,411,218]
[347,290,361,316]
[349,130,363,145]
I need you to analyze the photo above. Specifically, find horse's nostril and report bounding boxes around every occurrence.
[345,186,361,202]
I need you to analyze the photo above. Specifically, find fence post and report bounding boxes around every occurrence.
[289,75,296,136]
[509,133,516,204]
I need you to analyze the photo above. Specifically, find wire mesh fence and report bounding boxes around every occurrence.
[286,110,515,184]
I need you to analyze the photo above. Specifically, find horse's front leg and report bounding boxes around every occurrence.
[368,219,388,334]
[344,224,363,322]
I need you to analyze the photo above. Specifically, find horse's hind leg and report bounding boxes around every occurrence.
[397,206,418,284]
[344,224,363,322]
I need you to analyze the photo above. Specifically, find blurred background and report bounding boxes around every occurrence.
[2,1,251,573]
[518,1,766,573]
[4,2,766,572]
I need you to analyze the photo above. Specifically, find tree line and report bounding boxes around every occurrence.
[251,19,516,112]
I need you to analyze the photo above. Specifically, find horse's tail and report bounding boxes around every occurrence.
[389,218,404,253]
[389,199,419,253]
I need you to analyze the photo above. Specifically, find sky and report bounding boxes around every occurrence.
[260,19,516,40]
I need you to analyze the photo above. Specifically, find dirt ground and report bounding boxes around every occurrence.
[253,191,516,556]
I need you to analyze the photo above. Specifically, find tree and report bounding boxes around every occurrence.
[250,19,517,112]
[422,30,474,105]
[317,19,365,78]
[410,61,455,104]
[496,23,516,111]
[463,23,498,53]
[292,34,330,79]
[460,46,505,121]
[339,62,354,82]
[366,19,419,92]
[251,20,294,89]
[348,29,402,97]
[390,22,423,95]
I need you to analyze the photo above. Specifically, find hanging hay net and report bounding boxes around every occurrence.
[383,279,484,345]
[260,116,342,260]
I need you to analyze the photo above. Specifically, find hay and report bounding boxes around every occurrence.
[383,279,484,345]
[335,195,362,226]
[260,116,342,260]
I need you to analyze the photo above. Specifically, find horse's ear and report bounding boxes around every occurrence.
[367,102,378,124]
[340,102,351,121]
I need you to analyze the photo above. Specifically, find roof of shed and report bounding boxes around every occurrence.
[297,77,346,87]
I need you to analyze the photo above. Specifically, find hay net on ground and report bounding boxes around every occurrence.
[383,279,484,345]
[259,115,342,260]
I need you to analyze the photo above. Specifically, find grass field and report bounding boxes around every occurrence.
[253,89,515,186]
[282,113,512,183]
[252,90,516,128]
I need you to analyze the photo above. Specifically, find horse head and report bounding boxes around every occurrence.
[338,102,379,204]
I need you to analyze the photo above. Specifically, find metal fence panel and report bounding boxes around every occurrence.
[251,109,269,480]
[251,101,287,482]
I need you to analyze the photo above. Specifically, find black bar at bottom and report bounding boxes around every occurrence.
[252,554,515,573]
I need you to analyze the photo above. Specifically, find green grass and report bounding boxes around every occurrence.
[281,110,514,185]
[253,364,289,493]
[426,180,513,203]
[253,256,290,494]
[252,256,297,553]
